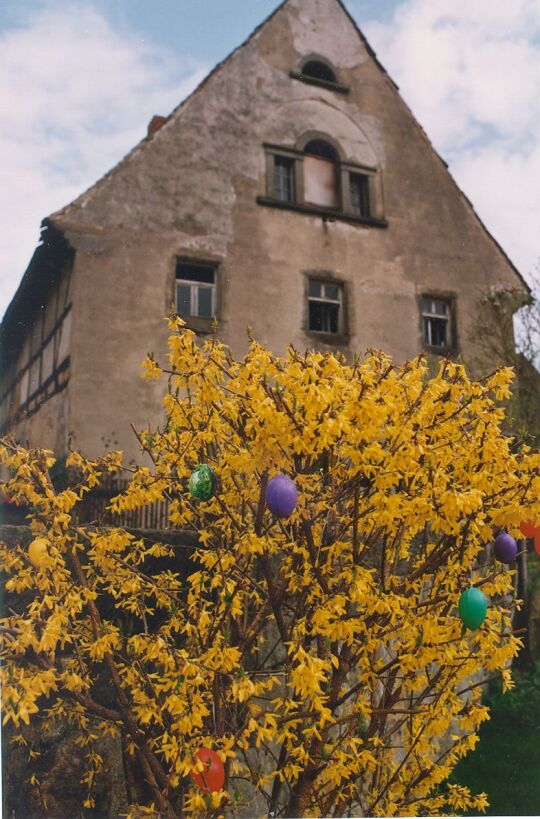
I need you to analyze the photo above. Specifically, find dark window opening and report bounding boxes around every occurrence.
[422,297,451,348]
[350,173,370,217]
[308,281,343,335]
[273,155,295,202]
[301,60,337,84]
[304,139,338,161]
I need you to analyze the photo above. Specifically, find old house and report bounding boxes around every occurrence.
[0,0,528,465]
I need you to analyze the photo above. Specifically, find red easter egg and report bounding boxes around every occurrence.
[535,533,540,556]
[520,520,538,538]
[191,748,225,793]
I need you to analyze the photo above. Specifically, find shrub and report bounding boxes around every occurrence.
[2,319,539,817]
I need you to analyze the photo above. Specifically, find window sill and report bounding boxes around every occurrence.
[289,70,350,95]
[179,315,215,334]
[305,331,349,346]
[256,196,387,228]
[423,345,457,357]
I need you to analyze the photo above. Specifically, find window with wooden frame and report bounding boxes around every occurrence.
[349,171,370,218]
[421,296,453,349]
[273,155,295,203]
[175,260,216,320]
[308,280,344,335]
[260,138,384,227]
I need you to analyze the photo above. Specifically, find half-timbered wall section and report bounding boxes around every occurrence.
[0,230,73,433]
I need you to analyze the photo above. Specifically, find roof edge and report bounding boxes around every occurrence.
[335,0,529,294]
[50,0,290,223]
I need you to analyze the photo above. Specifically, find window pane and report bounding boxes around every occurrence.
[176,284,191,316]
[323,284,339,301]
[197,286,213,318]
[350,173,370,217]
[177,262,215,284]
[274,156,294,202]
[309,281,322,297]
[424,316,448,347]
[434,301,448,316]
[309,300,340,334]
[309,300,324,332]
[431,318,448,346]
[421,298,432,314]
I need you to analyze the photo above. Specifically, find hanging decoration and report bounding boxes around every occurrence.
[519,520,538,538]
[493,532,517,563]
[265,474,298,518]
[188,464,217,501]
[28,538,49,569]
[458,586,487,631]
[191,748,225,793]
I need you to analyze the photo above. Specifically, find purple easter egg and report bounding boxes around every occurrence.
[494,532,517,563]
[265,475,298,518]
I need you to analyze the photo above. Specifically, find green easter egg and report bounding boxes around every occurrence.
[458,586,487,631]
[189,464,217,501]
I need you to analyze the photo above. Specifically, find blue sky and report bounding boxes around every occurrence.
[1,0,539,318]
[0,0,399,63]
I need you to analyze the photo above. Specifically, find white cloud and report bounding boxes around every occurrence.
[361,0,540,280]
[0,4,207,318]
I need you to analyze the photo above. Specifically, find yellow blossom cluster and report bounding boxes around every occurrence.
[1,318,539,817]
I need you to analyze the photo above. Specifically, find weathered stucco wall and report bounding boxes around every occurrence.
[5,0,526,461]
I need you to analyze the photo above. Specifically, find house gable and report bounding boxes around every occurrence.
[47,0,525,296]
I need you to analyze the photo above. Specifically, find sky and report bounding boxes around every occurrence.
[1,0,539,320]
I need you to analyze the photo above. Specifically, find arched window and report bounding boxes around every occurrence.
[301,60,337,84]
[303,140,338,161]
[290,56,349,94]
[261,135,384,226]
[303,139,339,209]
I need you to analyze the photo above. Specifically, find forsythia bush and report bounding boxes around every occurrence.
[1,318,539,818]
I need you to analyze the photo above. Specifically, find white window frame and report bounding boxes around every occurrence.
[175,262,216,320]
[308,280,344,335]
[421,297,451,348]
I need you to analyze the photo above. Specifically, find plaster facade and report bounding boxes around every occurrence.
[0,0,527,463]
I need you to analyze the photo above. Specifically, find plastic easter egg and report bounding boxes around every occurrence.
[520,520,538,539]
[458,586,487,631]
[188,465,217,501]
[191,748,225,793]
[28,537,49,569]
[493,532,517,564]
[265,474,298,518]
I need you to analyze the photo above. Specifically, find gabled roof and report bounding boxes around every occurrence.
[2,0,530,339]
[48,0,530,295]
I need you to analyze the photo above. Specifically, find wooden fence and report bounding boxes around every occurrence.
[77,477,172,529]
